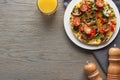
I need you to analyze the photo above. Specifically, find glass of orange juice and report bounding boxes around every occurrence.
[37,0,58,15]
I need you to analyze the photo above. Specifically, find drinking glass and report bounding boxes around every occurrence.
[37,0,58,15]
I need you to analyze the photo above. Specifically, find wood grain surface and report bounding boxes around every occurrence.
[0,0,106,80]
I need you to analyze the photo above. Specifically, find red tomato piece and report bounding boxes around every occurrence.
[72,17,81,26]
[91,29,96,34]
[103,28,109,32]
[99,28,104,33]
[96,0,104,8]
[99,26,109,33]
[84,27,92,34]
[79,25,84,31]
[109,23,115,31]
[90,29,97,38]
[110,20,116,25]
[80,4,88,12]
[85,1,91,8]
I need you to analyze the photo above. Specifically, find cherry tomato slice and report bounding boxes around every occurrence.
[103,28,109,32]
[91,29,96,34]
[109,23,115,31]
[84,27,92,34]
[79,25,84,31]
[90,29,96,38]
[72,17,81,26]
[99,28,104,33]
[85,1,91,8]
[80,4,88,12]
[99,26,109,33]
[110,20,116,25]
[96,0,104,8]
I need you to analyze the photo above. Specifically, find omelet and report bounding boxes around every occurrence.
[70,0,116,45]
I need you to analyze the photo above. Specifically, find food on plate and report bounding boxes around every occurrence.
[70,0,116,45]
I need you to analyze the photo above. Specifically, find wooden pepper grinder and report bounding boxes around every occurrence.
[84,61,103,80]
[107,45,120,80]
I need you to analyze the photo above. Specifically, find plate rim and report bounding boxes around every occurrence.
[64,0,120,50]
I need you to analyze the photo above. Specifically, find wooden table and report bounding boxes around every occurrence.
[0,0,106,80]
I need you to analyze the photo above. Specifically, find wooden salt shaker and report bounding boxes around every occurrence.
[107,46,120,80]
[84,61,103,80]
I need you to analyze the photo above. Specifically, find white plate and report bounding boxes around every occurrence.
[64,0,120,50]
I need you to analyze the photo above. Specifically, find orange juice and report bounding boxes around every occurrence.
[37,0,58,15]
